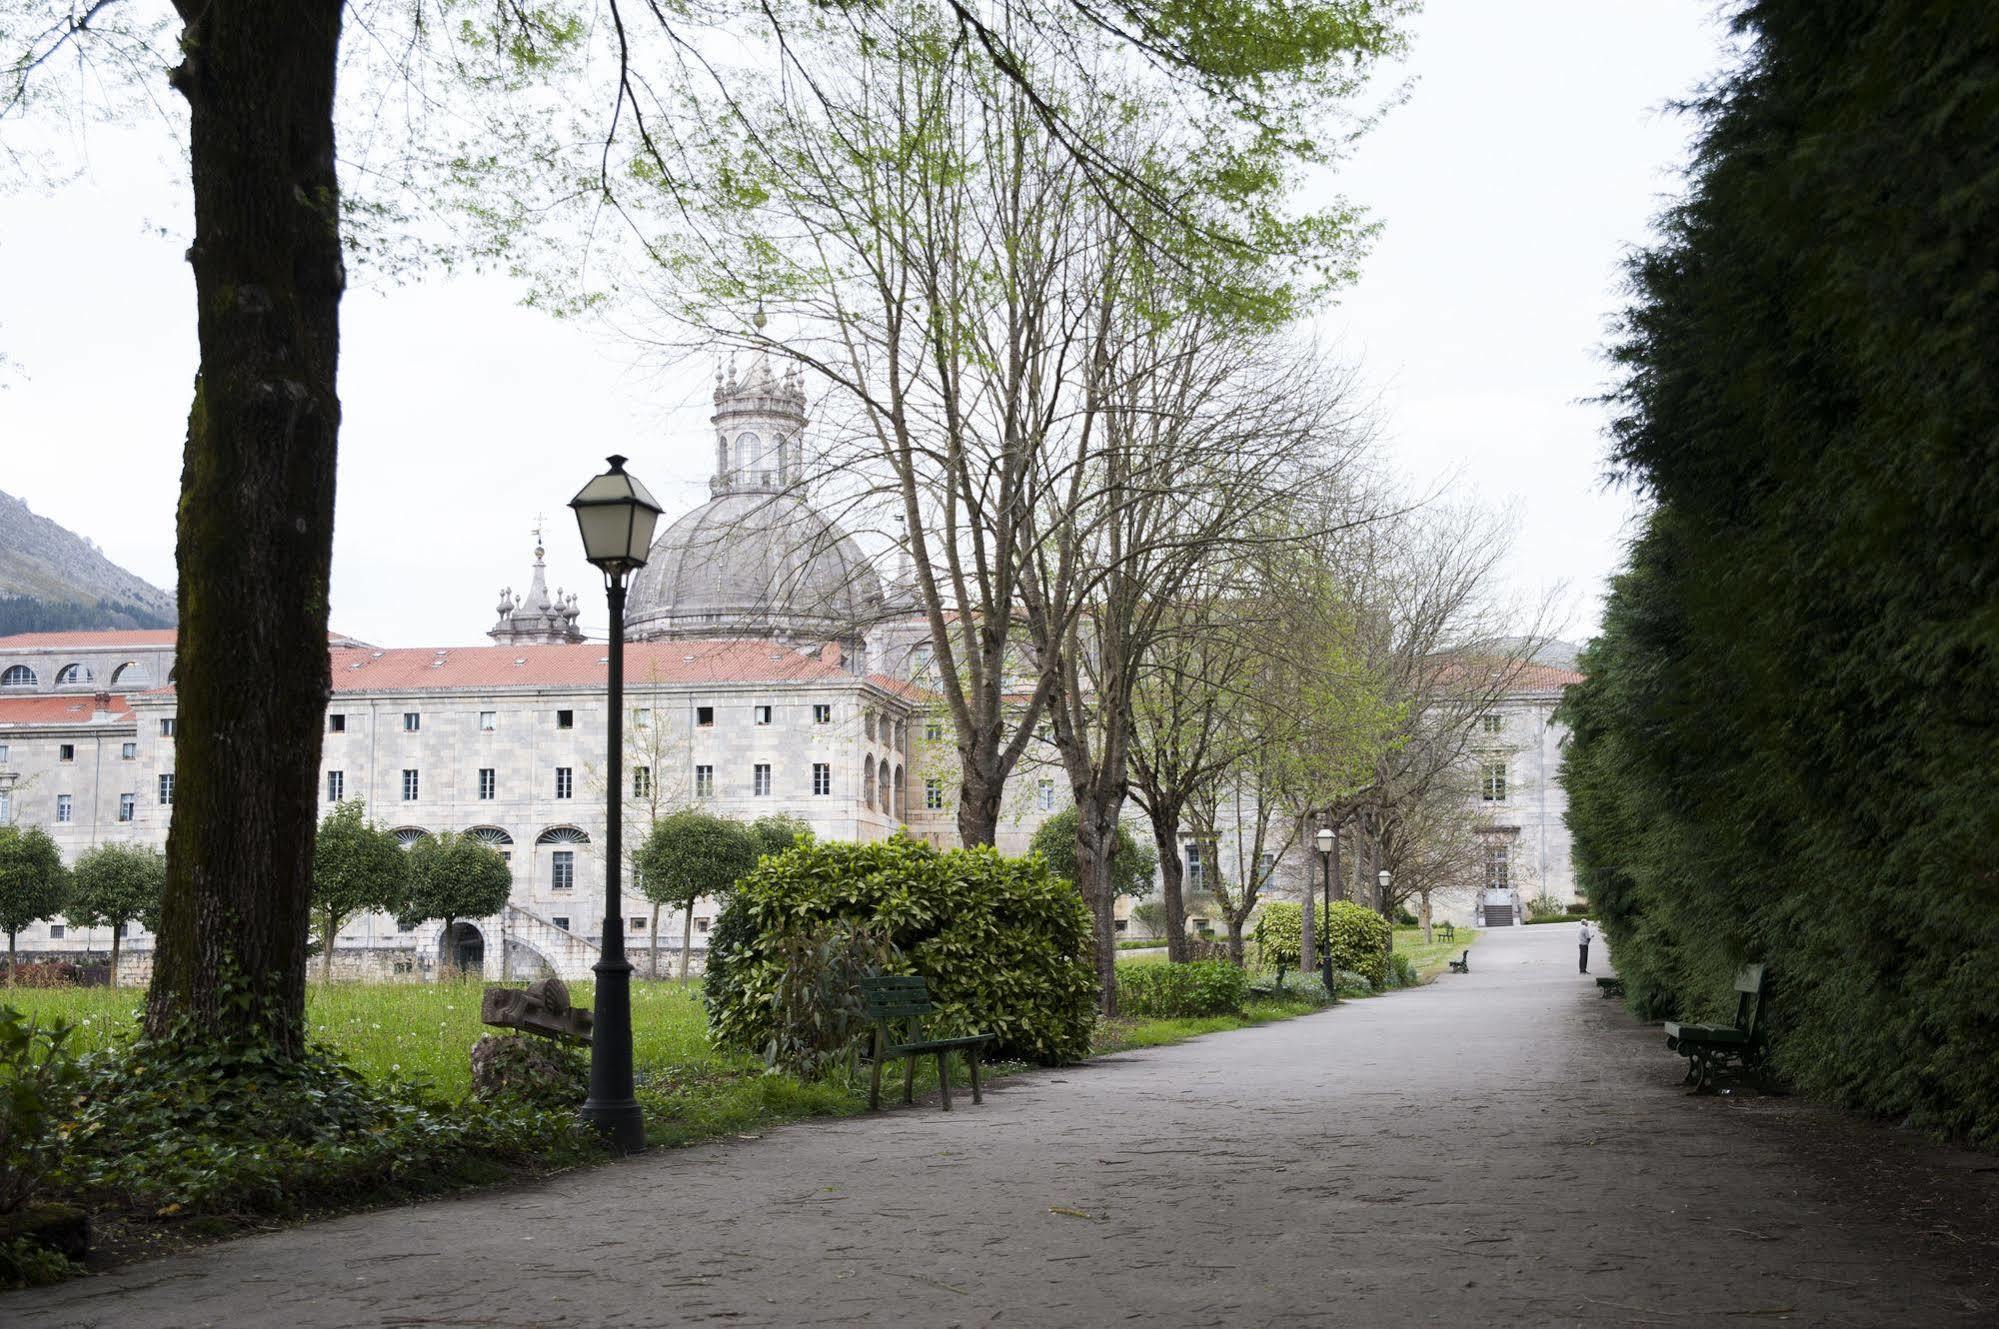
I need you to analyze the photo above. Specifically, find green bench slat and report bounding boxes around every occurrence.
[1664,1020,1748,1044]
[881,1034,990,1056]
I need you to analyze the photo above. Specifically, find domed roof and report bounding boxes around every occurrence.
[624,489,884,642]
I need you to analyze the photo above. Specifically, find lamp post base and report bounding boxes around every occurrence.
[582,953,647,1154]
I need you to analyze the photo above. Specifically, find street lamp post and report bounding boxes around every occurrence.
[1314,826,1335,997]
[569,454,663,1155]
[1378,867,1394,975]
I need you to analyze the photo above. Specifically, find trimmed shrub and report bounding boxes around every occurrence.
[1256,901,1390,987]
[1116,960,1249,1018]
[705,838,1097,1065]
[760,923,900,1077]
[1385,952,1417,989]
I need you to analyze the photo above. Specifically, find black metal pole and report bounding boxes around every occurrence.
[581,577,645,1153]
[1320,848,1336,999]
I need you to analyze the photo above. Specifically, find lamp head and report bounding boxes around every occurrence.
[569,454,663,578]
[1314,827,1335,853]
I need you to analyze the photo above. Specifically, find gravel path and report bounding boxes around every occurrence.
[10,926,1993,1327]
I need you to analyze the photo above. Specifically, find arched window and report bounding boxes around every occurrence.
[108,662,145,688]
[735,432,762,476]
[55,663,93,686]
[894,764,905,820]
[535,826,591,846]
[878,761,890,815]
[863,754,876,809]
[1,665,37,689]
[467,826,515,846]
[392,827,432,848]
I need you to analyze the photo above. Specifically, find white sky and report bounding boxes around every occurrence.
[0,1,1725,649]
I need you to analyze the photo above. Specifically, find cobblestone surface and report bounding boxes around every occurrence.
[9,926,1992,1326]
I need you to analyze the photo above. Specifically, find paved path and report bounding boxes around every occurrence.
[12,927,1994,1327]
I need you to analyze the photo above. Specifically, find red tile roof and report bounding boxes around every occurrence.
[0,629,178,650]
[0,695,133,725]
[1508,663,1585,692]
[328,639,859,693]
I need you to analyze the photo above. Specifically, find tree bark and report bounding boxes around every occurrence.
[680,900,694,983]
[143,0,345,1057]
[956,762,1006,850]
[1144,803,1189,962]
[109,923,122,989]
[648,901,660,980]
[321,907,337,984]
[1072,793,1123,1014]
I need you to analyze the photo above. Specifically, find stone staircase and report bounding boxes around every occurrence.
[499,904,599,981]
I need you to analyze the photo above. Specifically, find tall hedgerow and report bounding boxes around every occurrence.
[1563,2,1999,1142]
[705,838,1098,1065]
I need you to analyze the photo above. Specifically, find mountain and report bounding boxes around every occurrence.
[0,489,175,635]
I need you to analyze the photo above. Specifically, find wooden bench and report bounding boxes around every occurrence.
[1447,950,1469,974]
[1439,922,1456,943]
[1595,975,1625,998]
[1663,963,1768,1092]
[859,975,991,1112]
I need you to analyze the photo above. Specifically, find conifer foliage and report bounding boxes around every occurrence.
[1560,2,1999,1142]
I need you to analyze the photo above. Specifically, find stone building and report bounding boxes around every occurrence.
[1460,663,1583,926]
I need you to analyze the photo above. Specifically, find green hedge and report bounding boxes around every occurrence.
[1251,901,1390,987]
[1561,0,1999,1145]
[705,838,1097,1065]
[1115,960,1249,1018]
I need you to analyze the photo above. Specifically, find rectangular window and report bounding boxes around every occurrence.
[479,768,496,800]
[753,763,771,797]
[1185,842,1203,888]
[121,741,137,760]
[327,770,344,802]
[753,704,772,726]
[696,917,711,934]
[925,778,944,810]
[479,711,496,733]
[402,769,420,801]
[48,924,65,940]
[556,709,574,730]
[552,851,574,891]
[0,743,8,762]
[118,792,135,822]
[925,719,943,742]
[633,708,651,730]
[633,766,651,798]
[1485,842,1510,891]
[1481,762,1508,802]
[1037,779,1055,812]
[630,916,646,934]
[1481,713,1505,734]
[812,763,831,796]
[1259,852,1277,887]
[555,767,573,800]
[695,765,714,798]
[57,744,74,763]
[696,705,715,727]
[552,916,570,932]
[813,704,831,725]
[158,773,174,805]
[0,791,10,822]
[403,712,420,732]
[328,713,346,733]
[56,794,72,823]
[160,718,176,737]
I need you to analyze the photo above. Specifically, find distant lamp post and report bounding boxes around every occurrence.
[1378,867,1395,973]
[1314,826,1336,997]
[569,454,662,1154]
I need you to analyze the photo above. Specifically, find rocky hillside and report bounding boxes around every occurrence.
[0,489,174,634]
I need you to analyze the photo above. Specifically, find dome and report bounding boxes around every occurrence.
[623,489,884,642]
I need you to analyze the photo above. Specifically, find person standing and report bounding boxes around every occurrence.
[1578,918,1594,974]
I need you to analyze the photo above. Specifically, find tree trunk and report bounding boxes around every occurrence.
[6,928,14,981]
[680,901,695,983]
[1145,803,1189,963]
[956,762,1006,849]
[321,907,337,984]
[1072,795,1122,1015]
[441,915,456,979]
[110,924,122,989]
[143,0,346,1058]
[1299,816,1316,979]
[1420,890,1433,945]
[1224,913,1246,965]
[649,901,661,980]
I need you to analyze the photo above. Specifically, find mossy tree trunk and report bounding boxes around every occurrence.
[144,0,346,1056]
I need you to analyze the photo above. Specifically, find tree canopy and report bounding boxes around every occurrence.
[0,824,66,961]
[635,811,759,913]
[311,802,407,981]
[399,833,512,935]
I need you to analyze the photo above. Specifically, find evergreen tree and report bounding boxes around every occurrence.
[635,811,757,983]
[399,833,512,977]
[0,825,67,973]
[68,843,167,988]
[310,802,408,983]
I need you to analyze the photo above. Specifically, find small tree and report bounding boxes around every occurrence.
[748,813,812,862]
[400,833,512,978]
[1029,808,1158,910]
[0,825,66,976]
[635,811,758,982]
[310,802,408,983]
[67,843,166,988]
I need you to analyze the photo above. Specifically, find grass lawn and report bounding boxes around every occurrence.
[1393,926,1480,980]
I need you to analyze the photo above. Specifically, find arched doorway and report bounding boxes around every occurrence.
[442,921,485,973]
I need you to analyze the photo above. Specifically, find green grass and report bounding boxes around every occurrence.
[1092,992,1330,1053]
[1393,926,1479,980]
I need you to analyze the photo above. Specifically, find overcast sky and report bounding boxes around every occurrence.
[0,2,1726,649]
